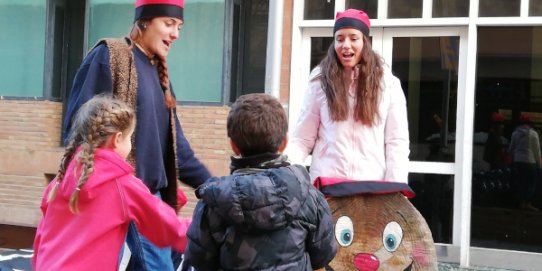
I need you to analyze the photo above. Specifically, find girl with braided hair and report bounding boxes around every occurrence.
[33,95,191,271]
[61,0,211,269]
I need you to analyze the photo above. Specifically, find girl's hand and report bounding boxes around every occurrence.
[176,188,188,212]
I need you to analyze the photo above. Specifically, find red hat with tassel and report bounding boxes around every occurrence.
[135,0,184,22]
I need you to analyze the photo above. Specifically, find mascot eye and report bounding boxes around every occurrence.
[382,221,403,252]
[335,216,354,247]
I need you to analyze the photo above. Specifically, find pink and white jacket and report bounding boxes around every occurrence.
[32,148,190,271]
[285,66,410,184]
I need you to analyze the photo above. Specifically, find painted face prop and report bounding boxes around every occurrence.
[315,179,437,271]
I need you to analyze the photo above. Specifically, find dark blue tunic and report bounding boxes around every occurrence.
[63,44,211,192]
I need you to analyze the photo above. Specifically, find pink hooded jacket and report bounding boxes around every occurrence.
[32,148,190,270]
[286,66,410,183]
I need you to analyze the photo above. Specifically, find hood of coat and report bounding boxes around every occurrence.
[515,125,531,136]
[197,166,308,232]
[56,147,134,200]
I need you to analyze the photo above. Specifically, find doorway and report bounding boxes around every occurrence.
[289,25,471,261]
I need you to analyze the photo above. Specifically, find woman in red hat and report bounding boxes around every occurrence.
[61,0,211,270]
[509,113,541,211]
[286,9,410,185]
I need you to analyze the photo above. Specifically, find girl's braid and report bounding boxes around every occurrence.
[69,107,108,213]
[157,55,177,109]
[47,135,82,203]
[49,96,134,213]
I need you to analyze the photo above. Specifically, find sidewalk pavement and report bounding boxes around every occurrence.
[439,263,518,271]
[0,248,520,271]
[0,248,32,271]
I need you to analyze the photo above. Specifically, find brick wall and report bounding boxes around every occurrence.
[176,105,232,218]
[0,100,64,227]
[0,100,231,226]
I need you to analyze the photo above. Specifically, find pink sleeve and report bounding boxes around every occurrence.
[121,177,190,252]
[33,180,55,268]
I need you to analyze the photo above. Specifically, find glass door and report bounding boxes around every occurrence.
[380,26,471,262]
[289,25,470,262]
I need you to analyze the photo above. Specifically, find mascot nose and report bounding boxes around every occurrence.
[353,253,380,271]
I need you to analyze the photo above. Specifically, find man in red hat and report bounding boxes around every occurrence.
[484,112,508,170]
[62,0,211,270]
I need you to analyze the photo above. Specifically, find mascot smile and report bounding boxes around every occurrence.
[314,178,437,271]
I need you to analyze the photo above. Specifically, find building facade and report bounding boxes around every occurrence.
[1,0,542,269]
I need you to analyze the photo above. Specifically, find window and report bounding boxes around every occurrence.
[479,0,520,17]
[88,0,225,103]
[530,0,542,16]
[432,0,469,18]
[0,0,46,97]
[409,173,454,244]
[471,26,542,253]
[304,0,334,20]
[227,0,268,104]
[388,0,422,18]
[392,36,459,163]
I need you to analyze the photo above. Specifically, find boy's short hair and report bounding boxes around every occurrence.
[227,93,288,157]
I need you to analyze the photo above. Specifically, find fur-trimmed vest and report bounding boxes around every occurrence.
[94,37,180,210]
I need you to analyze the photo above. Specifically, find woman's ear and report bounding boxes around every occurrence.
[230,139,241,156]
[278,136,288,153]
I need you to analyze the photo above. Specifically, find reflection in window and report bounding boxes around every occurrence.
[409,173,454,244]
[392,37,459,163]
[479,0,520,17]
[388,0,422,18]
[310,37,333,71]
[0,1,46,97]
[472,27,542,253]
[304,0,334,20]
[530,0,542,16]
[432,0,469,17]
[346,0,378,19]
[229,0,267,103]
[88,1,132,48]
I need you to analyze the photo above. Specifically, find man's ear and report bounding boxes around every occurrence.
[230,139,241,156]
[278,135,288,153]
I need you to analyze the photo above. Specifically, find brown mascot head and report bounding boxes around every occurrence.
[315,178,437,271]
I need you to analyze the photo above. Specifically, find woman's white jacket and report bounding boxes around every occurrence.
[286,66,410,184]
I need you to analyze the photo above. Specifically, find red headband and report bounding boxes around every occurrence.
[334,9,371,36]
[135,0,184,22]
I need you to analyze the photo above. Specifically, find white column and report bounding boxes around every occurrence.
[265,0,284,99]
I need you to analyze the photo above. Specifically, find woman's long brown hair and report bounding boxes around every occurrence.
[319,35,384,126]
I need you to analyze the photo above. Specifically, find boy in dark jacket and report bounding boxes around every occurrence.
[184,93,336,270]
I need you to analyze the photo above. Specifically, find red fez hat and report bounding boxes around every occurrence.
[520,113,531,124]
[491,112,504,122]
[334,9,371,36]
[135,0,184,22]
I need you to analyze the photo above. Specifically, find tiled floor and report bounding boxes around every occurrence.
[0,251,523,271]
[439,263,518,271]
